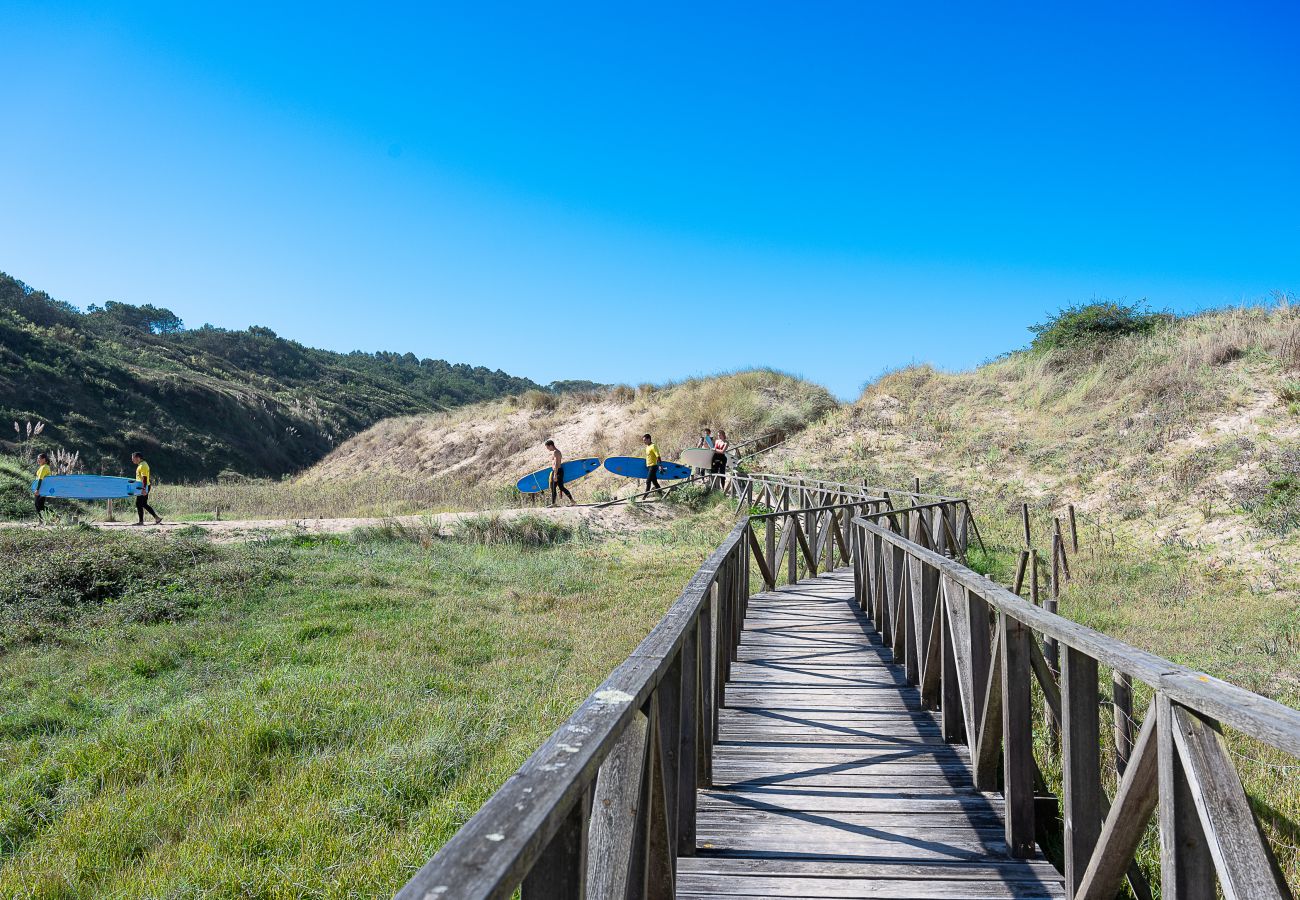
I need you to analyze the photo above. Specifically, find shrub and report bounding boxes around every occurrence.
[0,528,279,644]
[521,390,559,411]
[1280,381,1300,404]
[1029,301,1173,352]
[611,385,635,403]
[455,514,575,548]
[662,483,716,511]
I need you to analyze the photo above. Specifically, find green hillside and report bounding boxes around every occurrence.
[0,273,541,480]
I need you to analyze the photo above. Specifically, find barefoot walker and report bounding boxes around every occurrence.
[131,452,163,525]
[544,440,576,506]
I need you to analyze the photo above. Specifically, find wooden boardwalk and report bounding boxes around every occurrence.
[678,569,1067,899]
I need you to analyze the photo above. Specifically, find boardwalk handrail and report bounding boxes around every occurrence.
[395,518,749,899]
[852,514,1300,899]
[395,478,968,899]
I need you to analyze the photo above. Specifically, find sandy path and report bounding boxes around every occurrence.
[77,501,677,543]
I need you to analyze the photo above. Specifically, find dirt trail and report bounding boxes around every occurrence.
[16,502,679,543]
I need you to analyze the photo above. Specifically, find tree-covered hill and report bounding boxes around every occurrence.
[0,272,541,479]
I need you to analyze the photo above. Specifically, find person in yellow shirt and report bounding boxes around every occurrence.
[130,452,163,526]
[642,433,661,497]
[33,452,51,523]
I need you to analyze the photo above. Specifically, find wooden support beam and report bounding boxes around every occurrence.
[586,712,648,900]
[1158,694,1215,900]
[974,618,1004,791]
[1062,647,1102,895]
[1001,613,1036,857]
[1075,709,1159,900]
[1171,705,1288,900]
[522,787,592,899]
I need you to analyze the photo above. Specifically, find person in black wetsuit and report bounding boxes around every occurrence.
[544,440,576,507]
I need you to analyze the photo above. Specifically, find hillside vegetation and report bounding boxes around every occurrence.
[777,300,1300,563]
[0,272,540,480]
[769,301,1300,695]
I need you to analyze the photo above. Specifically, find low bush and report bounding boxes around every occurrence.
[662,482,718,511]
[521,389,558,411]
[0,528,281,644]
[456,514,576,548]
[1029,301,1173,352]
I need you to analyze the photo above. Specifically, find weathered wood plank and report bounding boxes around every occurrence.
[1157,694,1214,900]
[1001,613,1036,858]
[1074,709,1158,900]
[1171,704,1288,900]
[1061,646,1101,895]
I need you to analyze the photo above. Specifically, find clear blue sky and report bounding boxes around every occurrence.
[3,1,1297,398]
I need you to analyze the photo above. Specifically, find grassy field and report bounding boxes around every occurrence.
[0,500,733,897]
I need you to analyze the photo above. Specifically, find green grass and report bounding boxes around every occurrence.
[0,504,733,897]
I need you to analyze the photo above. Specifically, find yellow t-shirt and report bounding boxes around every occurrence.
[645,444,660,466]
[35,464,51,482]
[136,461,151,489]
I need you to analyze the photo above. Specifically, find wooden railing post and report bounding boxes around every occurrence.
[765,517,776,591]
[676,623,699,856]
[586,711,649,900]
[787,514,797,585]
[1001,612,1036,857]
[627,694,675,899]
[698,597,714,786]
[1157,695,1215,900]
[522,787,592,899]
[657,655,683,863]
[1063,646,1102,894]
[1114,671,1134,775]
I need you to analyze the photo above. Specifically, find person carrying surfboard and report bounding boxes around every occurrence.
[33,452,51,523]
[643,433,662,497]
[544,440,576,507]
[691,428,715,476]
[711,429,731,475]
[130,452,164,526]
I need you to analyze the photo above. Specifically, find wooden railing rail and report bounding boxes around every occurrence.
[851,515,1300,900]
[395,519,750,900]
[395,476,968,899]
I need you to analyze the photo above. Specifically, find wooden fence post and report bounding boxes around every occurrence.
[523,787,592,899]
[1063,647,1102,895]
[1114,672,1134,776]
[1001,613,1036,858]
[1157,695,1215,900]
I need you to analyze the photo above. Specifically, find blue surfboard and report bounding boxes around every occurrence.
[32,475,145,500]
[602,457,693,481]
[516,457,601,494]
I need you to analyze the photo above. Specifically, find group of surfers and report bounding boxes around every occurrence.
[542,428,732,507]
[31,451,162,525]
[29,430,735,521]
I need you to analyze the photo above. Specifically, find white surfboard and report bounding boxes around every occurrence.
[680,448,719,469]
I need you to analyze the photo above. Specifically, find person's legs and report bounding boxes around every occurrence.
[137,495,160,523]
[34,495,45,523]
[646,467,661,495]
[550,474,559,506]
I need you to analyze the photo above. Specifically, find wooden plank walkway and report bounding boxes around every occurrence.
[677,569,1067,899]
